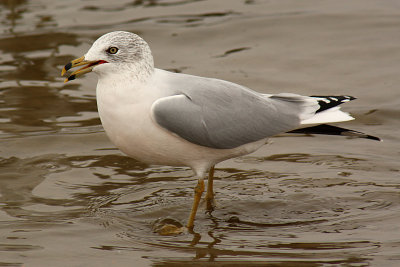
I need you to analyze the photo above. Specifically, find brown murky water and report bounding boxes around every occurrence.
[1,0,400,266]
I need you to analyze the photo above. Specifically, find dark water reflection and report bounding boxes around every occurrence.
[1,0,400,266]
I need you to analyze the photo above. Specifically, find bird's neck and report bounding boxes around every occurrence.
[96,67,157,107]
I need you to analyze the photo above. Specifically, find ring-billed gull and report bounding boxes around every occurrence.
[61,31,379,233]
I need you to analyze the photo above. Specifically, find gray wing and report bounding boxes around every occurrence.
[152,75,312,149]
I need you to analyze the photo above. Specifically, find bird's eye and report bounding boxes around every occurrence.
[106,47,119,54]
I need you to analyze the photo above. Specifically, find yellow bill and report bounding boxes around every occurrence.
[61,56,107,83]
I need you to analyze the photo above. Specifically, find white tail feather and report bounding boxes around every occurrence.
[301,107,354,125]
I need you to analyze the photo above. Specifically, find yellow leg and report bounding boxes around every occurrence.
[205,166,215,212]
[186,178,205,230]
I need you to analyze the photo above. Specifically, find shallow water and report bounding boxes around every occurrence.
[1,0,400,266]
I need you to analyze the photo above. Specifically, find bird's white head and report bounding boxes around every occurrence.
[62,31,154,83]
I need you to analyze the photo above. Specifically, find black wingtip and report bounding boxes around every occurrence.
[343,95,356,101]
[369,135,382,141]
[357,134,382,142]
[310,95,356,101]
[288,124,381,141]
[340,130,381,141]
[310,95,357,113]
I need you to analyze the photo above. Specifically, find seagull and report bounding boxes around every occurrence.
[61,31,379,233]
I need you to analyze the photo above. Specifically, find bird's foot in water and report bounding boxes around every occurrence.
[152,218,185,235]
[205,195,215,214]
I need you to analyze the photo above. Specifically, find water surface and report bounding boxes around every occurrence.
[1,0,399,266]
